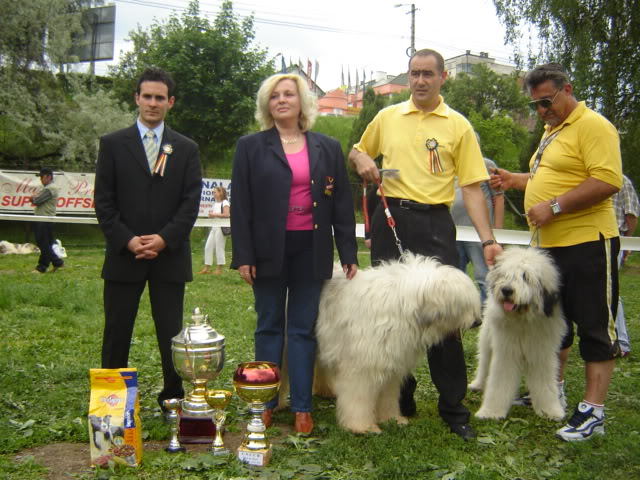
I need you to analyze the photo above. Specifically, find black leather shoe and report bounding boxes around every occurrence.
[449,423,477,441]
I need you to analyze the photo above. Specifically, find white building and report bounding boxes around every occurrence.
[445,51,516,78]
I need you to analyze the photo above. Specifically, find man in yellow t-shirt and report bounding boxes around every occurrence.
[349,48,502,441]
[493,63,622,442]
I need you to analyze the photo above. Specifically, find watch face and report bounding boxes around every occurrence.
[551,202,561,215]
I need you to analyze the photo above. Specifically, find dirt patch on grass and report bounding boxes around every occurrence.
[14,427,294,479]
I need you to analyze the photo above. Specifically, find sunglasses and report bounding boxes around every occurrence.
[528,89,561,111]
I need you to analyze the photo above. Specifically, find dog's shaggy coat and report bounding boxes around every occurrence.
[469,247,567,420]
[315,253,481,433]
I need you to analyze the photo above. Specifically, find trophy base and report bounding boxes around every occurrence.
[210,447,230,456]
[165,445,186,454]
[237,446,272,467]
[178,414,215,444]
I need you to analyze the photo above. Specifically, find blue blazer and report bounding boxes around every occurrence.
[230,128,358,279]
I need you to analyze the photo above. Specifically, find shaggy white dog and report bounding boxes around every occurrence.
[315,253,481,433]
[469,247,567,420]
[0,241,39,255]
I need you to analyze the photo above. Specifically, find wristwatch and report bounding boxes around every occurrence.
[550,198,562,215]
[481,239,497,248]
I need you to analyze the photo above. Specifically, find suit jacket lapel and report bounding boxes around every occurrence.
[266,127,289,168]
[160,126,174,148]
[306,131,320,179]
[124,124,152,176]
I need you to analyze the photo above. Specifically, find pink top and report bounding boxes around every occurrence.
[285,143,313,230]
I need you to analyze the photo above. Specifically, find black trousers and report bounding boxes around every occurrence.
[371,201,470,425]
[102,279,185,407]
[32,222,63,272]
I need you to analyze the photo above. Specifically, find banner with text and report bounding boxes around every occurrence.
[0,170,96,214]
[0,170,230,217]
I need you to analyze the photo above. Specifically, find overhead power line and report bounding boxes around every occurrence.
[113,0,518,66]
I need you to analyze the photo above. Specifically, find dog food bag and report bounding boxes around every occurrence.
[88,368,143,467]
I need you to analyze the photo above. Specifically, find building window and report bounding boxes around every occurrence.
[458,63,472,74]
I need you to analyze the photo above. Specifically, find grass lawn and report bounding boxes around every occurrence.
[0,232,639,479]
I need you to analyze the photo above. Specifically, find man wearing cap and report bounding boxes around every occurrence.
[30,167,64,273]
[94,68,202,410]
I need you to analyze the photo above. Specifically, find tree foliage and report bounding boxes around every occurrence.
[468,111,530,172]
[313,116,355,156]
[441,64,531,171]
[442,64,529,120]
[0,0,133,171]
[0,72,132,170]
[493,0,640,180]
[109,0,273,161]
[348,88,388,157]
[0,0,87,70]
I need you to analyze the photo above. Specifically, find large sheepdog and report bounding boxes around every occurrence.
[469,247,567,420]
[315,253,481,433]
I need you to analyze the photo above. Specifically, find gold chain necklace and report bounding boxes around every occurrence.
[280,134,301,145]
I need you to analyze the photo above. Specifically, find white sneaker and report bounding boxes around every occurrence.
[556,402,605,442]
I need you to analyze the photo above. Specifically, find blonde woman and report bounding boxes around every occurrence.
[198,186,230,275]
[231,73,358,434]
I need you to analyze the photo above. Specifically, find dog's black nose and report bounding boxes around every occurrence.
[501,286,514,297]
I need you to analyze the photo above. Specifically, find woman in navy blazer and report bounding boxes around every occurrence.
[231,73,358,434]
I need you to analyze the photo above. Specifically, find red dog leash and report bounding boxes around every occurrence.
[363,178,404,255]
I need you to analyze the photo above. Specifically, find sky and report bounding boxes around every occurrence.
[90,0,522,92]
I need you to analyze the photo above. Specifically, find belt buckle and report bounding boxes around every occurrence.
[398,199,411,209]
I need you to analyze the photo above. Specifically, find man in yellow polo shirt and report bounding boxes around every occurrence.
[493,63,622,441]
[350,48,502,440]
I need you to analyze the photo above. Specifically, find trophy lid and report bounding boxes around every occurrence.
[171,307,225,350]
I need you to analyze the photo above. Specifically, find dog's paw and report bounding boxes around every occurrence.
[394,415,409,426]
[468,380,484,392]
[475,407,507,420]
[344,423,382,434]
[535,406,565,421]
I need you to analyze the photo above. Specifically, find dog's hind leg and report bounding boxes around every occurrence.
[376,376,408,426]
[335,372,381,434]
[475,351,520,419]
[469,323,491,392]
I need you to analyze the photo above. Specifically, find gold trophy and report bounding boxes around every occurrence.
[171,307,225,443]
[163,398,186,453]
[205,389,233,455]
[233,361,280,467]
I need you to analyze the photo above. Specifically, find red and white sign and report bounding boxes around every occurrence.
[0,170,230,217]
[0,170,95,214]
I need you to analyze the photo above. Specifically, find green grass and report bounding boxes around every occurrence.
[1,236,639,479]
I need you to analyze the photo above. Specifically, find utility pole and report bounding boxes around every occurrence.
[395,3,417,57]
[410,3,415,56]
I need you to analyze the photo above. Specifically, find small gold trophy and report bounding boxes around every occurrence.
[163,398,186,453]
[205,389,233,455]
[233,361,280,467]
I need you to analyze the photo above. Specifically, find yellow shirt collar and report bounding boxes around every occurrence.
[546,101,587,133]
[402,95,450,117]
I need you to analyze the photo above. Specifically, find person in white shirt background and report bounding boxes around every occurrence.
[198,186,230,275]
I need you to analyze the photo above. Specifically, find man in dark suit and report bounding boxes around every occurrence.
[94,68,202,409]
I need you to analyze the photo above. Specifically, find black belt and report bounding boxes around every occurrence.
[385,197,448,212]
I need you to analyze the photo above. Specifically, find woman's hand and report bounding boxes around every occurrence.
[343,263,358,280]
[238,265,256,285]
